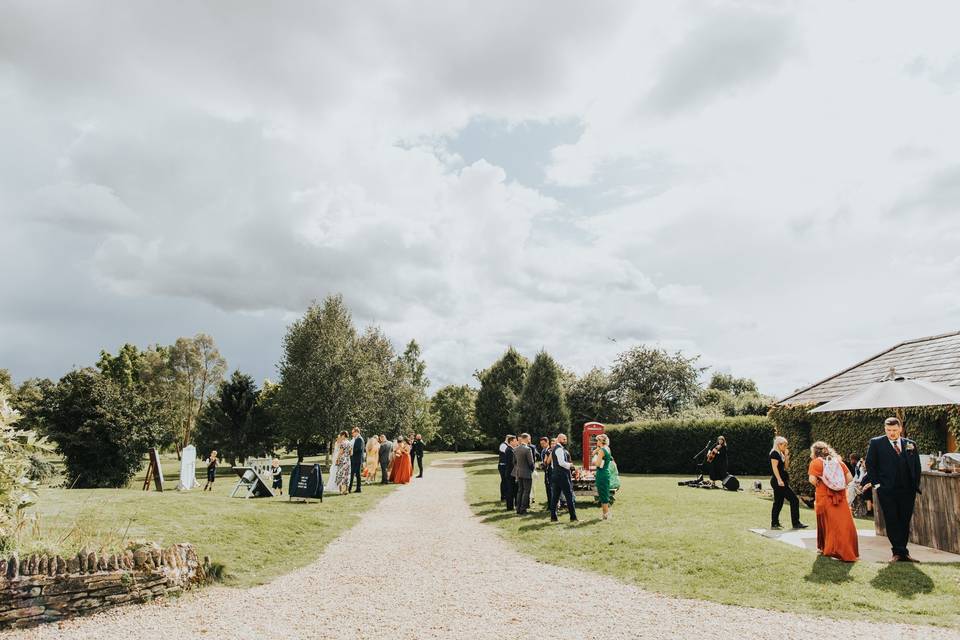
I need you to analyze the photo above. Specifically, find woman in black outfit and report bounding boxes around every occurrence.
[769,436,807,530]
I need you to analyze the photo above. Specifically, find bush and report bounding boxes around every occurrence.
[1,391,51,551]
[605,416,775,475]
[42,369,167,488]
[769,404,955,497]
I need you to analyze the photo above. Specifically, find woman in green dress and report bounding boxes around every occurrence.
[592,434,614,520]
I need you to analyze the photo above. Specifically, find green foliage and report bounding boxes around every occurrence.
[610,346,704,416]
[195,371,276,465]
[564,367,629,453]
[41,369,167,488]
[768,403,953,497]
[10,377,55,434]
[518,351,571,436]
[474,347,528,447]
[707,372,758,395]
[605,415,775,475]
[276,295,363,457]
[698,388,773,417]
[0,390,52,550]
[0,369,12,396]
[276,295,430,455]
[168,334,228,449]
[431,384,480,451]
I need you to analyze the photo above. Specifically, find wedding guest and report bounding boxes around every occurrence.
[708,435,728,487]
[808,441,858,562]
[364,435,381,484]
[593,434,615,521]
[503,436,518,511]
[538,436,552,509]
[389,436,414,484]
[203,450,220,491]
[549,433,578,522]
[865,417,922,562]
[349,427,365,493]
[769,436,806,530]
[498,435,513,502]
[335,431,352,495]
[411,434,425,478]
[378,435,393,485]
[513,434,535,514]
[271,458,283,496]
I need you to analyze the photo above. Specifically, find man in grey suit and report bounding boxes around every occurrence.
[512,433,535,514]
[378,434,394,484]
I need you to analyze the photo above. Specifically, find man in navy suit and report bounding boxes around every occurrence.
[865,417,922,562]
[349,427,365,493]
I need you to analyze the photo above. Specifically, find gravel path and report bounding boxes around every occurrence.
[5,457,957,640]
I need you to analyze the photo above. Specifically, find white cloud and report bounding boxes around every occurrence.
[3,1,960,398]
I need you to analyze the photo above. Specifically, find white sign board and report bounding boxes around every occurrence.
[178,445,199,490]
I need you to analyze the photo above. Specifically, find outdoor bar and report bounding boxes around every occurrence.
[874,469,960,555]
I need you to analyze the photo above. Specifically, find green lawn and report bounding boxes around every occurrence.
[464,457,960,628]
[21,451,456,588]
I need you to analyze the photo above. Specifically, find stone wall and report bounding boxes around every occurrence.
[0,543,207,629]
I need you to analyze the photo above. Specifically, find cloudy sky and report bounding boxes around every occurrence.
[2,1,960,398]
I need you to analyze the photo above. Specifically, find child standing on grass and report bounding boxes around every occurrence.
[203,450,219,491]
[271,458,283,495]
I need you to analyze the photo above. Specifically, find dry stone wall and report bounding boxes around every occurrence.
[0,543,207,629]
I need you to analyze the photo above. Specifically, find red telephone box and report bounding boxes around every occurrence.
[582,422,605,469]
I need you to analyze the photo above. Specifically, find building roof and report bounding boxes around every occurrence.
[777,331,960,406]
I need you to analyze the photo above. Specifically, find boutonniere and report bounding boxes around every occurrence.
[905,443,915,452]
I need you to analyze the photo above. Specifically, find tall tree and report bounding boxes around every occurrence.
[169,334,227,449]
[474,347,528,447]
[41,369,167,488]
[97,343,180,447]
[276,295,364,460]
[517,351,571,437]
[11,377,55,435]
[610,346,704,417]
[431,384,480,452]
[195,371,274,465]
[398,340,435,441]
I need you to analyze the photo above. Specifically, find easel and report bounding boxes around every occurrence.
[142,448,164,492]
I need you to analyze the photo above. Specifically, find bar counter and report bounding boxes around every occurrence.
[874,470,960,554]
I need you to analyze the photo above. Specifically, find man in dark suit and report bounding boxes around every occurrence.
[865,417,922,562]
[549,433,578,522]
[498,434,514,502]
[349,427,365,493]
[512,433,535,514]
[378,434,393,484]
[411,434,425,478]
[502,435,518,511]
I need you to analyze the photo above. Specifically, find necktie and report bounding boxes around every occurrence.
[893,441,901,455]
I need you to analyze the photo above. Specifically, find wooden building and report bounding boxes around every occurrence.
[777,330,960,453]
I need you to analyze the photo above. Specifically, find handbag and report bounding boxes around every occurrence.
[609,459,621,491]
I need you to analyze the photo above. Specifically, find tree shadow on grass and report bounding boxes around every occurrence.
[461,458,497,468]
[804,555,855,584]
[870,562,934,598]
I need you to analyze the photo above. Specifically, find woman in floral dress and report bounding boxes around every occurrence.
[334,431,352,495]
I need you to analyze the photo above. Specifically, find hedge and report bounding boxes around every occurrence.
[768,404,957,497]
[605,416,775,476]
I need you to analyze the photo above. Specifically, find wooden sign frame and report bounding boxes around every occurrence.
[142,447,164,492]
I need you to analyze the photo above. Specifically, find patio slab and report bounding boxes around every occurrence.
[749,528,960,563]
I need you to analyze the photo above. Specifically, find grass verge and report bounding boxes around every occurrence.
[464,456,960,628]
[22,452,456,587]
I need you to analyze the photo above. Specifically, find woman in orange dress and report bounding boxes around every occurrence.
[389,436,413,484]
[808,441,859,562]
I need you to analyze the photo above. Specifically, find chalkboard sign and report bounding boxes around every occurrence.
[288,463,323,501]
